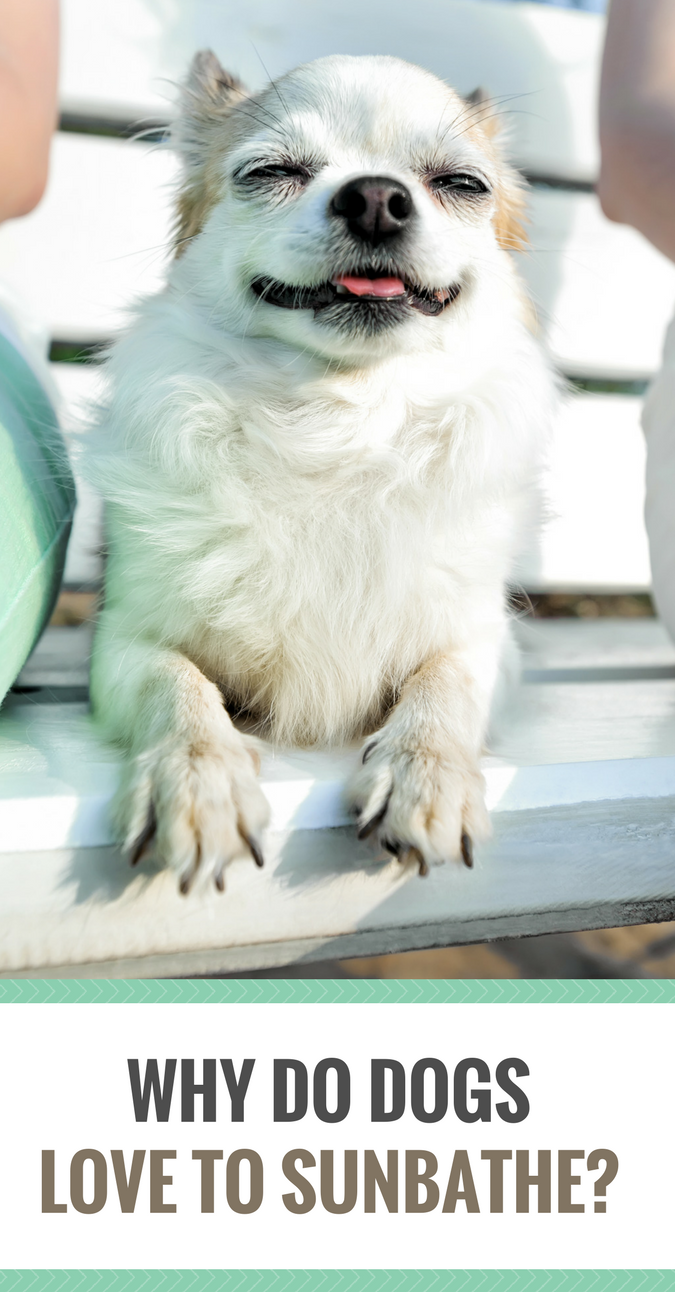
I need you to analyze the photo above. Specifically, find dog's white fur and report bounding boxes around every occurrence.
[87,52,555,891]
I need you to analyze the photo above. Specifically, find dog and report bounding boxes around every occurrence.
[87,51,556,893]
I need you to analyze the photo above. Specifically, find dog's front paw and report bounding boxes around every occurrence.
[117,730,270,894]
[348,729,490,874]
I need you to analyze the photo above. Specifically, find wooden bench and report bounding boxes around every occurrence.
[2,0,675,978]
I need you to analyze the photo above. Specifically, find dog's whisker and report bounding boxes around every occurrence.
[250,42,291,116]
[439,89,542,138]
[232,103,286,136]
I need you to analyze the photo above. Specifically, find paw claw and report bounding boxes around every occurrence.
[129,805,156,867]
[357,791,391,840]
[178,842,201,895]
[119,728,270,890]
[399,845,428,876]
[245,834,265,868]
[461,831,473,868]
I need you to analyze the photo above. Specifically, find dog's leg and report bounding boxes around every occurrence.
[91,611,270,893]
[348,628,505,872]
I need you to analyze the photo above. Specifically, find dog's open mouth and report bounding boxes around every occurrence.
[251,272,461,317]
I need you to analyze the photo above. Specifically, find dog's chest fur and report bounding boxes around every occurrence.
[104,343,530,746]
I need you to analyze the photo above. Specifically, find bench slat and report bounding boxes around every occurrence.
[15,624,92,689]
[3,134,672,379]
[60,0,603,183]
[20,618,675,695]
[2,793,674,976]
[515,617,675,678]
[518,191,675,381]
[6,667,675,853]
[18,614,675,693]
[4,699,675,853]
[518,393,651,593]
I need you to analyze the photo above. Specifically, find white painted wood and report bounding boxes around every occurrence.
[5,615,675,973]
[491,676,675,764]
[0,703,356,852]
[16,625,92,689]
[518,393,652,593]
[60,0,603,183]
[513,616,675,674]
[1,786,674,975]
[485,755,675,811]
[5,663,675,855]
[18,617,675,696]
[2,135,672,379]
[517,190,675,381]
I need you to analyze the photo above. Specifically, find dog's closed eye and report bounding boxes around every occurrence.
[232,159,317,195]
[426,171,491,199]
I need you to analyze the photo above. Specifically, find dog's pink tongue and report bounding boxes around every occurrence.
[334,274,406,298]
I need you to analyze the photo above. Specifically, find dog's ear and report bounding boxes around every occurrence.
[464,86,489,112]
[492,171,529,253]
[181,50,248,129]
[463,87,529,253]
[172,50,249,255]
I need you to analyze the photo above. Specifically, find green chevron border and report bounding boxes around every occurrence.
[0,1272,672,1292]
[0,979,674,1003]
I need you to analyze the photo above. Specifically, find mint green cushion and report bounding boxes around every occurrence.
[0,335,76,702]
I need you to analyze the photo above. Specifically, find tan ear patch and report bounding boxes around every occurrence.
[492,175,529,253]
[461,90,529,254]
[174,159,224,256]
[172,49,250,256]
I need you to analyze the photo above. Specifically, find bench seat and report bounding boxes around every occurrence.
[3,618,675,978]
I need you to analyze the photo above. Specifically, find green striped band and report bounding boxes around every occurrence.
[0,1271,672,1291]
[0,979,673,1004]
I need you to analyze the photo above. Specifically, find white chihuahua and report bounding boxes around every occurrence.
[88,52,555,892]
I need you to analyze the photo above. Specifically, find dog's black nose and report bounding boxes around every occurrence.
[330,175,413,245]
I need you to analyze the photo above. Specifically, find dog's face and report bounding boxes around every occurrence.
[173,53,526,362]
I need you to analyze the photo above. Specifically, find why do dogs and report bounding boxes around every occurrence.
[88,51,555,892]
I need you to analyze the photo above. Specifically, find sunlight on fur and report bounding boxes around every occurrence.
[85,52,556,893]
